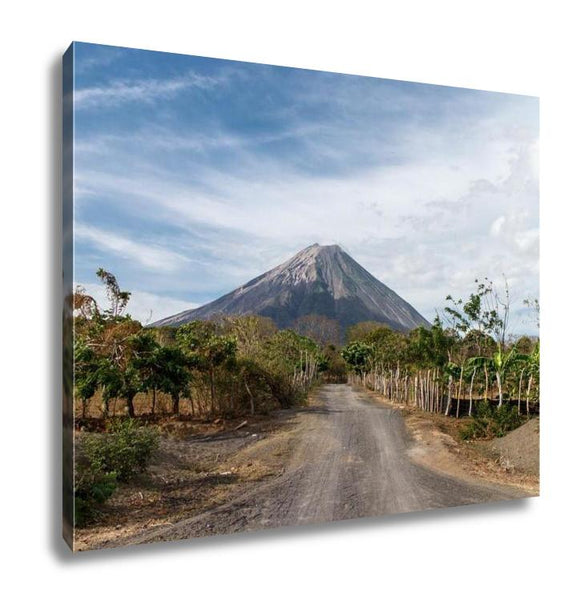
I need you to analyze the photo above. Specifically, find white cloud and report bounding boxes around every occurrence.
[73,71,538,333]
[74,72,220,109]
[75,225,190,272]
[514,229,539,253]
[491,216,506,236]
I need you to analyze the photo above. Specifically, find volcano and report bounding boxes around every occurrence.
[152,244,430,333]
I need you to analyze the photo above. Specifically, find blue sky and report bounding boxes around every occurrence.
[72,42,539,333]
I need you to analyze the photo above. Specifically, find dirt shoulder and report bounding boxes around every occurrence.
[76,386,538,550]
[74,408,309,551]
[105,384,530,548]
[357,387,539,496]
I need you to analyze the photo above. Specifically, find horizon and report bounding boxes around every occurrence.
[72,43,539,336]
[83,241,538,338]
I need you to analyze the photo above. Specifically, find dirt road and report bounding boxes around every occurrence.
[120,384,527,546]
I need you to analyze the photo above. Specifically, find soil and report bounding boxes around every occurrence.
[477,418,540,476]
[361,387,539,494]
[76,384,535,551]
[74,411,301,551]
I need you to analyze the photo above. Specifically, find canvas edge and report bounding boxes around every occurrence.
[62,42,74,551]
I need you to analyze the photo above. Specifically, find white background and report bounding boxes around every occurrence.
[2,1,579,613]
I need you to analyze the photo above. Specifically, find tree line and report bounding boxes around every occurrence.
[73,270,332,422]
[341,278,539,418]
[74,270,539,425]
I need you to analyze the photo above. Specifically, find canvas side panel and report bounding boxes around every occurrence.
[62,43,74,550]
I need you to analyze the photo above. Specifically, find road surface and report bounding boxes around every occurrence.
[123,384,526,546]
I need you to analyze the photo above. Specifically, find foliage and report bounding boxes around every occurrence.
[341,341,374,375]
[73,269,539,430]
[407,317,453,369]
[346,321,387,343]
[459,400,525,440]
[74,338,100,413]
[340,280,539,425]
[74,466,117,527]
[151,345,193,408]
[292,314,340,347]
[81,419,159,482]
[321,344,348,382]
[74,419,158,525]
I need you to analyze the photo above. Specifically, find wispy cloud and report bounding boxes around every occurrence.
[72,44,538,332]
[74,47,123,74]
[74,71,221,109]
[76,224,190,272]
[75,129,538,329]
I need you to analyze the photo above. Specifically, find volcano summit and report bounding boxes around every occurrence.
[153,244,430,333]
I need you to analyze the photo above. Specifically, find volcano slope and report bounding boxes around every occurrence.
[152,243,430,333]
[115,384,527,547]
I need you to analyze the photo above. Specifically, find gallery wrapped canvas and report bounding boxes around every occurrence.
[63,42,539,552]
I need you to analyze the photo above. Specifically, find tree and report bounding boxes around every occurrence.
[341,341,373,376]
[293,314,340,347]
[346,321,387,343]
[153,345,194,414]
[176,322,237,415]
[123,330,160,417]
[96,268,131,319]
[220,315,277,357]
[446,278,512,406]
[74,338,100,418]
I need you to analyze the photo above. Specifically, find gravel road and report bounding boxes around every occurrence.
[123,384,526,546]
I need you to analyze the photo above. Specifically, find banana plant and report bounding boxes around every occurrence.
[467,346,528,407]
[443,361,461,416]
[523,342,539,414]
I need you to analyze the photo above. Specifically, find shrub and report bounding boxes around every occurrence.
[459,401,524,441]
[82,419,159,482]
[74,467,117,527]
[74,419,159,525]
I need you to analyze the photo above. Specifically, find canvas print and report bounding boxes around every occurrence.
[62,42,539,552]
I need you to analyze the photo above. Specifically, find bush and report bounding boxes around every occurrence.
[74,467,117,527]
[74,419,159,526]
[459,401,524,441]
[82,419,159,482]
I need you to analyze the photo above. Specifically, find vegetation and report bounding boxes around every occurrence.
[75,271,538,427]
[82,419,159,482]
[73,270,336,422]
[73,270,539,522]
[75,419,159,525]
[458,401,524,441]
[341,279,539,435]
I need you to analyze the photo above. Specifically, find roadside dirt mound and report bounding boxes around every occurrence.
[486,418,539,476]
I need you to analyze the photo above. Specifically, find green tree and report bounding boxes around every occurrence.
[341,341,373,376]
[154,345,194,414]
[74,338,100,418]
[176,322,237,415]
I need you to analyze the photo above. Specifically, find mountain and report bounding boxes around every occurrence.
[152,244,430,333]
